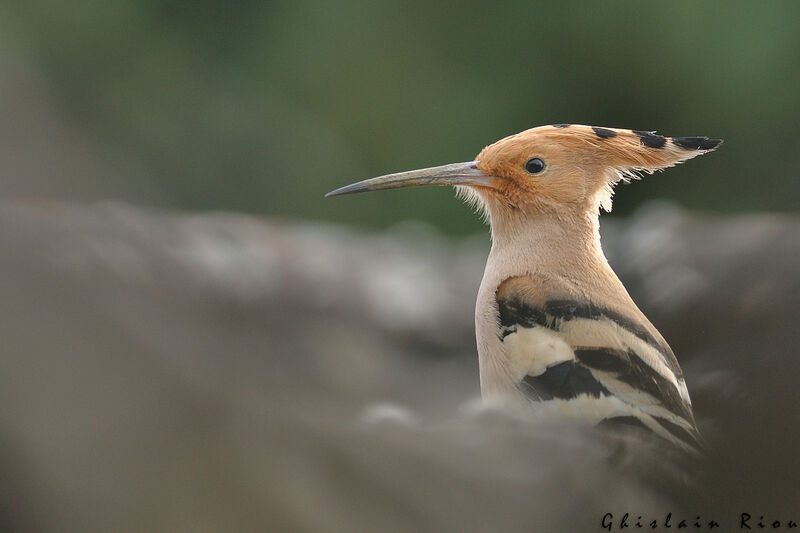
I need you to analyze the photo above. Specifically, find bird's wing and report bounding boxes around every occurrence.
[496,275,701,450]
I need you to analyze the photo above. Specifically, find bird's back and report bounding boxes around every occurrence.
[480,267,701,452]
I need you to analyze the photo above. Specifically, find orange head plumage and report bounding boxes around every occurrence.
[326,124,721,220]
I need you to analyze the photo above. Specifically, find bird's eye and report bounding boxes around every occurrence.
[524,157,545,174]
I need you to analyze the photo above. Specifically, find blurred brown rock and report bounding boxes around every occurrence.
[0,200,798,532]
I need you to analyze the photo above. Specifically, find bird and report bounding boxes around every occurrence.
[326,124,721,452]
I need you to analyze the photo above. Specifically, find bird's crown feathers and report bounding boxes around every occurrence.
[474,124,722,213]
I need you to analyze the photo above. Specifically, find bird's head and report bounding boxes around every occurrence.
[327,124,721,224]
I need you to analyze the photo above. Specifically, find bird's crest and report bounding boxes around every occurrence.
[476,124,722,213]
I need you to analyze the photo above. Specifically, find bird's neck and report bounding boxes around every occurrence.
[487,208,607,277]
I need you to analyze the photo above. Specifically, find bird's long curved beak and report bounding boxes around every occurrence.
[325,161,490,197]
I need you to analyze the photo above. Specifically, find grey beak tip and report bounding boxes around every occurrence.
[324,186,353,198]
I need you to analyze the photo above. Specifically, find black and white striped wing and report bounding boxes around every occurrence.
[497,283,701,450]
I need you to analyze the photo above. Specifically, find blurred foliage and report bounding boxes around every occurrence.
[1,0,799,234]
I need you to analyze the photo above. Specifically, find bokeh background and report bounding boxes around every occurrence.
[1,2,800,532]
[3,1,799,230]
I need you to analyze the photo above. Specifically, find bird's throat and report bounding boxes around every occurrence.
[488,209,604,272]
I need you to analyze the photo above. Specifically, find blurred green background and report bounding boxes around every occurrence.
[1,1,798,235]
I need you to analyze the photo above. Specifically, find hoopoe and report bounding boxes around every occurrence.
[327,124,721,451]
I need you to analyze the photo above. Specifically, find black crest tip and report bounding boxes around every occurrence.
[672,136,723,151]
